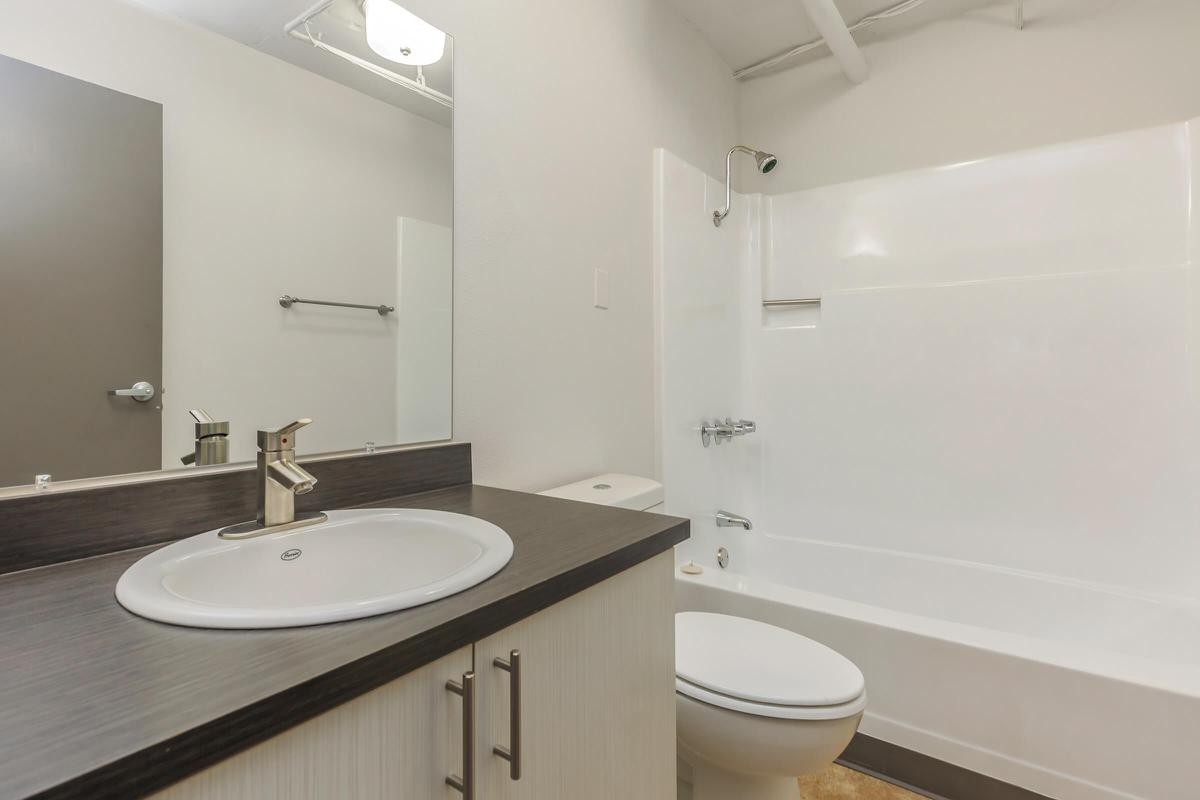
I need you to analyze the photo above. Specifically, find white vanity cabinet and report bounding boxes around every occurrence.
[149,552,675,800]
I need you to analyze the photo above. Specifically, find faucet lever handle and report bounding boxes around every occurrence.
[258,418,313,452]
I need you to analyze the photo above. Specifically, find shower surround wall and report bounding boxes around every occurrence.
[655,117,1200,799]
[660,119,1200,597]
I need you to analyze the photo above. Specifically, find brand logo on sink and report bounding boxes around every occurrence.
[280,548,302,562]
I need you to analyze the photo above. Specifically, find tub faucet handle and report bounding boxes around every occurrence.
[701,420,736,447]
[727,418,757,436]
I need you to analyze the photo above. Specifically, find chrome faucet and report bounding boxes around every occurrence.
[701,418,757,447]
[715,510,753,530]
[218,418,327,539]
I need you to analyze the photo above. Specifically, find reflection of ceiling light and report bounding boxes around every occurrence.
[362,0,446,66]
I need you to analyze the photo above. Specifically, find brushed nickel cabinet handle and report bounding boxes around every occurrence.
[446,671,475,798]
[492,650,521,780]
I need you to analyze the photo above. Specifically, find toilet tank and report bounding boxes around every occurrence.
[539,473,664,512]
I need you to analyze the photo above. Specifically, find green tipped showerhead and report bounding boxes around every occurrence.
[755,151,778,173]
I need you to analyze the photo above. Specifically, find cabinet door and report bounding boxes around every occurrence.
[150,646,473,800]
[476,551,676,799]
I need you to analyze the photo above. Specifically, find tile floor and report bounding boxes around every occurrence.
[678,763,926,799]
[797,764,927,799]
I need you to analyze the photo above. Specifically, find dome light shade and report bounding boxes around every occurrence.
[363,0,446,66]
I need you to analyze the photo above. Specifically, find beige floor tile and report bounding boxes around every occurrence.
[797,764,926,799]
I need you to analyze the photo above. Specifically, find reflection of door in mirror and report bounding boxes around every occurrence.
[0,54,163,486]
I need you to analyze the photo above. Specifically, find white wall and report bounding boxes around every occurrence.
[658,118,1200,601]
[0,0,452,466]
[740,0,1200,194]
[399,0,739,490]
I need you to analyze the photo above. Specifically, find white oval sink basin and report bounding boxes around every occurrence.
[115,509,513,629]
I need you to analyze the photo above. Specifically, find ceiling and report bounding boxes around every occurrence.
[664,0,999,77]
[132,0,453,126]
[133,0,1005,116]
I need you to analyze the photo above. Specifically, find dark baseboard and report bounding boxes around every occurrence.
[839,733,1054,800]
[0,442,472,575]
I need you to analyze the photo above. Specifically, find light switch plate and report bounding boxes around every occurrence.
[593,268,610,310]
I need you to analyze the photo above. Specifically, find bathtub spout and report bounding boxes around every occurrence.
[716,510,753,530]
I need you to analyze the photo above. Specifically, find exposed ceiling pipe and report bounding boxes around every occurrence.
[797,0,869,83]
[737,0,1027,82]
[735,0,925,81]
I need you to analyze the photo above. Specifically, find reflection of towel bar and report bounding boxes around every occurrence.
[762,297,821,307]
[279,295,394,316]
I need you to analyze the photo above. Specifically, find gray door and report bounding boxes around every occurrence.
[0,54,163,486]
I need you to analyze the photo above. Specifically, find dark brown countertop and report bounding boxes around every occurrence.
[0,484,689,800]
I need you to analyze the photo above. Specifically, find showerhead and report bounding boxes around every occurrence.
[755,151,779,174]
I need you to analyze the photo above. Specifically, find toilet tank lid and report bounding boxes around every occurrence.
[538,473,663,510]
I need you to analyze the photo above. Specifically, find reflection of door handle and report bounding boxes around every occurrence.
[108,381,156,402]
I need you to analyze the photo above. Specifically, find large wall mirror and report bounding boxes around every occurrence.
[1,0,453,490]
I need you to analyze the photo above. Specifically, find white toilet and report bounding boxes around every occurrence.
[540,474,867,800]
[675,612,866,800]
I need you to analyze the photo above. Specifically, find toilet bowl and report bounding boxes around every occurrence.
[537,475,866,799]
[675,612,866,800]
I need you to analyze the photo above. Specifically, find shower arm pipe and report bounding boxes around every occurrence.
[714,146,754,228]
[797,0,868,83]
[283,0,454,109]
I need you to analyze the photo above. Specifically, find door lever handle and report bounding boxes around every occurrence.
[108,381,156,402]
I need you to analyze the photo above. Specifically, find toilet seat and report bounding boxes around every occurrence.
[676,676,867,720]
[675,612,867,721]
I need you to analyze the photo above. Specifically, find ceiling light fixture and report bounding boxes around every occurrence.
[362,0,446,66]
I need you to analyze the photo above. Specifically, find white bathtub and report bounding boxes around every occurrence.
[674,535,1200,800]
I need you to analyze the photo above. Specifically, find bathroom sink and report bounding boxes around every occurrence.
[115,509,513,629]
